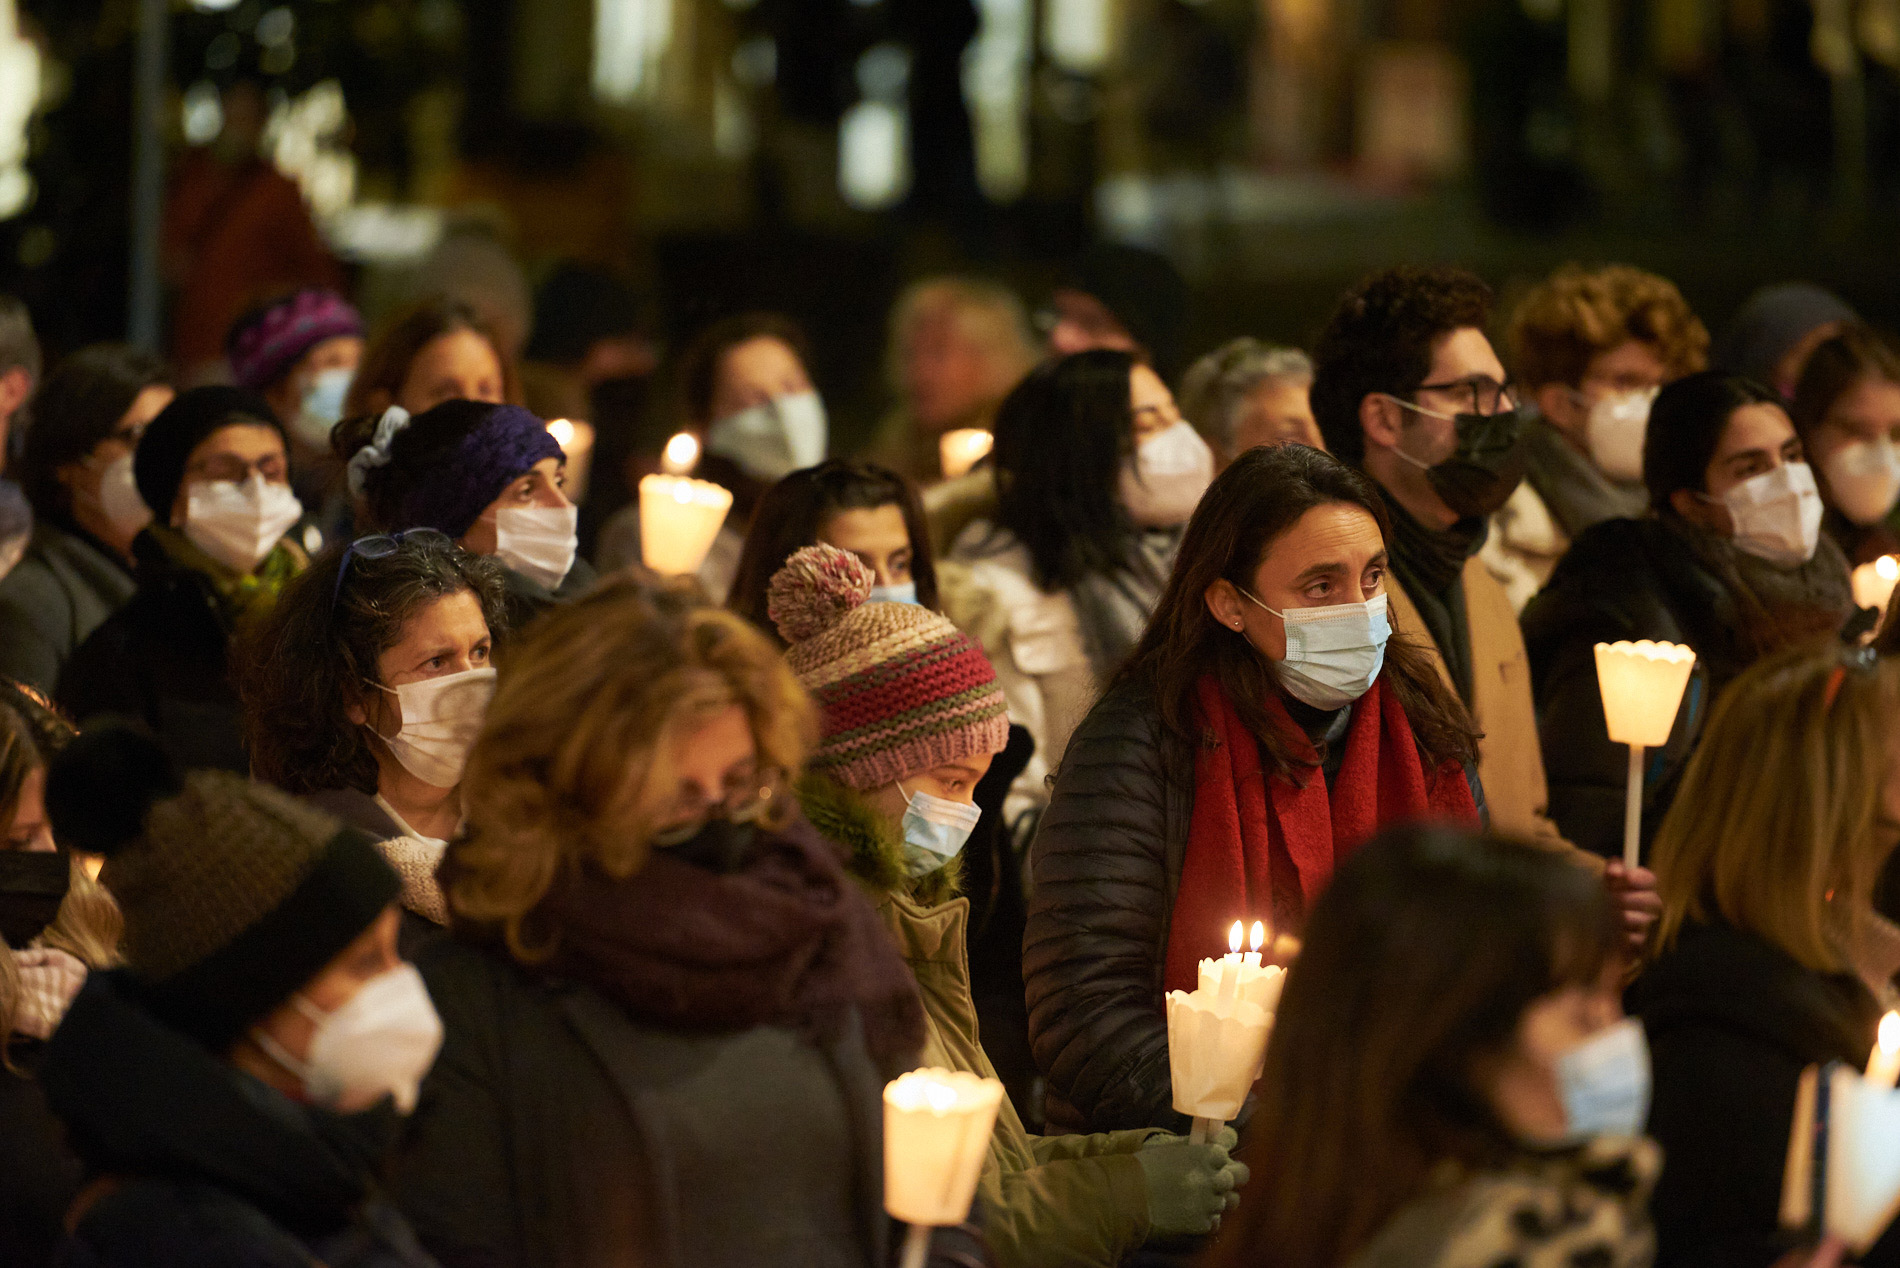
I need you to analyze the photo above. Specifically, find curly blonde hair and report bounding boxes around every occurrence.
[1508,263,1709,391]
[448,573,817,962]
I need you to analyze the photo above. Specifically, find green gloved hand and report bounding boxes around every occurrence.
[1133,1134,1251,1238]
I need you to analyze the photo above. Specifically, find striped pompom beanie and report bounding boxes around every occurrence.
[769,544,1008,790]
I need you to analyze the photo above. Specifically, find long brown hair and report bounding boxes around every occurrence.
[1206,824,1622,1268]
[1650,640,1900,973]
[1118,443,1478,779]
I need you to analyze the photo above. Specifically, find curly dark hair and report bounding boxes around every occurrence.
[1310,266,1495,466]
[237,531,509,796]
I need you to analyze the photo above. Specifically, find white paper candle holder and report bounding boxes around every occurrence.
[638,475,733,576]
[884,1068,1005,1268]
[1593,640,1696,868]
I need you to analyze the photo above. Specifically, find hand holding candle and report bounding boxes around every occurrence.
[885,1069,1005,1268]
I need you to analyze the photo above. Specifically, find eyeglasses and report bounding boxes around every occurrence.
[649,768,786,847]
[1413,376,1517,416]
[331,529,455,610]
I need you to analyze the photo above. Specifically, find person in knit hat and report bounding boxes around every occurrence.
[36,724,443,1267]
[55,386,311,773]
[334,398,594,628]
[226,289,366,542]
[772,544,1249,1268]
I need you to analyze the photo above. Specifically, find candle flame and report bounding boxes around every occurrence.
[671,480,694,504]
[1250,921,1265,953]
[547,418,575,448]
[1228,921,1243,954]
[1880,556,1900,582]
[1881,1011,1900,1056]
[661,431,700,474]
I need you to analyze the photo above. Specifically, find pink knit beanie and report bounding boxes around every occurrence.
[769,545,1008,790]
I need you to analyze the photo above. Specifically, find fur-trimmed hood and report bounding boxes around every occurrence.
[795,774,962,909]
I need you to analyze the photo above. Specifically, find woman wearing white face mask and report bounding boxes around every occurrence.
[593,311,823,600]
[239,530,508,947]
[1208,824,1660,1268]
[36,725,443,1268]
[1791,324,1900,565]
[56,386,311,774]
[1024,444,1484,1136]
[1523,372,1856,864]
[949,350,1214,833]
[0,345,172,694]
[772,544,1250,1267]
[337,398,595,629]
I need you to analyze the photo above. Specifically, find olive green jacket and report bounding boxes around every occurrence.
[799,776,1160,1268]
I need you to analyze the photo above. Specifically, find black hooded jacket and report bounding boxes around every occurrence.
[41,972,435,1268]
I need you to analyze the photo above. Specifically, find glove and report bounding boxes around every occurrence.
[1133,1131,1251,1238]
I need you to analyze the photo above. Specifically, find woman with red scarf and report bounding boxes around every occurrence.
[1023,443,1486,1136]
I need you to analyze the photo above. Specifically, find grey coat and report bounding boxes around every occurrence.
[393,935,892,1268]
[0,522,135,693]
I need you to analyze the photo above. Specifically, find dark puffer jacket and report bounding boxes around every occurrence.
[1023,678,1196,1136]
[1630,919,1900,1268]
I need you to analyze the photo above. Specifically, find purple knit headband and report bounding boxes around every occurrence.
[397,405,565,538]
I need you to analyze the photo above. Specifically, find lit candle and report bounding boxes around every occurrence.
[939,428,994,480]
[1217,921,1243,1004]
[884,1068,1006,1268]
[638,475,734,576]
[1852,555,1900,617]
[545,419,596,505]
[1868,1012,1900,1088]
[660,431,700,476]
[1197,919,1285,1011]
[1246,920,1266,968]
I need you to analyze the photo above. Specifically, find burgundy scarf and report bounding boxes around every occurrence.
[450,818,925,1074]
[1163,674,1478,992]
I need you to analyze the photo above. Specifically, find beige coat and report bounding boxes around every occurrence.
[1386,557,1573,853]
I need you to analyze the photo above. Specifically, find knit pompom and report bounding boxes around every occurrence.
[45,723,182,858]
[768,544,875,645]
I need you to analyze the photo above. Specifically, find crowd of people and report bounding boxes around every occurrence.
[0,246,1894,1268]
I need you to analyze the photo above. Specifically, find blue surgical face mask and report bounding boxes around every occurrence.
[1554,1017,1651,1143]
[898,781,981,878]
[292,366,355,449]
[1241,590,1392,710]
[868,580,919,606]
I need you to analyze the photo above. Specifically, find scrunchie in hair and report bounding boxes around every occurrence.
[346,406,412,499]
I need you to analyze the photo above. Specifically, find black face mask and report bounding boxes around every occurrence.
[1412,408,1527,519]
[656,817,761,876]
[0,850,70,947]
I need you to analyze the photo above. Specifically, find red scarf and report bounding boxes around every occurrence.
[1164,674,1478,992]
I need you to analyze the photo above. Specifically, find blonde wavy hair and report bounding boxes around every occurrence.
[1508,263,1710,391]
[1650,642,1900,974]
[448,574,817,961]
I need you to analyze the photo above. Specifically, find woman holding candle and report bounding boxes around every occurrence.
[1523,371,1858,862]
[594,311,824,599]
[1789,324,1900,565]
[392,575,938,1267]
[335,398,596,627]
[238,531,508,947]
[1633,641,1900,1268]
[770,544,1248,1265]
[1206,823,1657,1268]
[1023,443,1486,1135]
